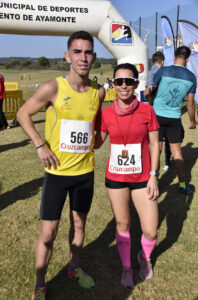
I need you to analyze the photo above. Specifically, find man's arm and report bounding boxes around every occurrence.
[144,85,157,97]
[187,93,197,129]
[94,131,107,149]
[17,79,60,170]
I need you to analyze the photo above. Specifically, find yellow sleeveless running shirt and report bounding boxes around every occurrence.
[45,75,100,176]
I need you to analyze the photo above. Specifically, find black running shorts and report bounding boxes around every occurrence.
[41,171,94,220]
[157,115,184,143]
[105,178,148,189]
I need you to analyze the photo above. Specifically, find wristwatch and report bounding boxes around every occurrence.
[150,170,160,176]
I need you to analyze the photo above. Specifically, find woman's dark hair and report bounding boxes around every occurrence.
[113,63,139,79]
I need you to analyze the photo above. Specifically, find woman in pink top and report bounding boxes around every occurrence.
[95,63,160,289]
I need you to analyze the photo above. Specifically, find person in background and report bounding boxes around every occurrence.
[153,46,197,194]
[95,63,160,289]
[0,74,9,130]
[144,51,165,106]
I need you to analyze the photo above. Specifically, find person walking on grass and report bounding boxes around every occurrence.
[95,63,160,289]
[17,31,105,300]
[152,46,197,195]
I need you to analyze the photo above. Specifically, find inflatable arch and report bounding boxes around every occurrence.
[0,0,148,99]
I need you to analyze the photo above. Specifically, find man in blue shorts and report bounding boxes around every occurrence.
[153,46,197,194]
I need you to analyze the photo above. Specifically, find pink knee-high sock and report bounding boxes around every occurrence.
[141,234,158,259]
[116,231,131,268]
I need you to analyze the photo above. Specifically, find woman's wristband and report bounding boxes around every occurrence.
[36,142,45,149]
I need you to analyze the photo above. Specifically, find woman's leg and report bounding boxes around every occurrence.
[131,187,158,280]
[107,187,134,288]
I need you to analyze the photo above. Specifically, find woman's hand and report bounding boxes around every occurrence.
[146,175,159,201]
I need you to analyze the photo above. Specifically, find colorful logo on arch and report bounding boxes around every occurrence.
[135,64,144,73]
[112,24,132,45]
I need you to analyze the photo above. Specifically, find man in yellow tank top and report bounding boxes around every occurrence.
[17,31,105,300]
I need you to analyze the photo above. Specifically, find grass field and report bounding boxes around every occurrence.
[0,68,198,300]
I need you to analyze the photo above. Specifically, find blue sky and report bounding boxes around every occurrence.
[0,0,197,58]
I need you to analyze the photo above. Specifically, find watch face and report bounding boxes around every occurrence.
[150,171,159,176]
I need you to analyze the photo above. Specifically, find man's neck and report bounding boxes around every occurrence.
[174,58,186,67]
[66,72,90,93]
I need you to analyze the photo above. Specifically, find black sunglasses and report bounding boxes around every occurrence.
[112,77,138,86]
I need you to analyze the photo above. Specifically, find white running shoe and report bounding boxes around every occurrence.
[137,251,153,280]
[163,165,169,171]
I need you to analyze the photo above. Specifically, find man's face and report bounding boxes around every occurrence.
[65,39,96,77]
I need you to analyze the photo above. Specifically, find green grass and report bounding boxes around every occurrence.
[2,65,113,100]
[0,69,198,300]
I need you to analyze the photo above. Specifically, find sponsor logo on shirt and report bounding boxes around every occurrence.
[61,97,71,111]
[111,23,132,45]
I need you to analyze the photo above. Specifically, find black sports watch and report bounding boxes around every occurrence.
[150,170,160,176]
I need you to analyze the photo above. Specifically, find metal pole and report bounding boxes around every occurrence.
[155,12,158,51]
[139,17,141,37]
[176,5,180,48]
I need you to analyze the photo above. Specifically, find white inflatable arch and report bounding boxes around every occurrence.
[0,0,148,99]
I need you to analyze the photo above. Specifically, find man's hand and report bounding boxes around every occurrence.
[146,175,159,201]
[37,144,60,170]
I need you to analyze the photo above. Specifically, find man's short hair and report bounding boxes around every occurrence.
[175,46,191,59]
[113,63,139,79]
[152,51,165,64]
[67,31,94,49]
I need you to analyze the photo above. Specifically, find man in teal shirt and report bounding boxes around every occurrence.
[153,46,197,194]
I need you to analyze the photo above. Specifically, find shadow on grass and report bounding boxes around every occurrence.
[46,212,143,300]
[34,119,45,124]
[0,177,43,210]
[152,142,197,265]
[38,142,198,299]
[0,139,30,153]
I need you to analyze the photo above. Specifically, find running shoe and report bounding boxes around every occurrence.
[179,183,193,195]
[121,267,135,289]
[31,287,46,300]
[163,165,169,171]
[137,251,153,280]
[67,266,95,289]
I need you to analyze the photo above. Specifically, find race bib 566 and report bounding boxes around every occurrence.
[59,119,93,153]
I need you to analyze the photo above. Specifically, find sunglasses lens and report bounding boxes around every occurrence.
[125,78,136,86]
[114,78,136,86]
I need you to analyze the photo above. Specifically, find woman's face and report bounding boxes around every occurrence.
[113,68,138,102]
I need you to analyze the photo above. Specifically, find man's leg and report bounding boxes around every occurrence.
[67,210,95,288]
[69,210,87,267]
[169,143,185,182]
[35,220,60,285]
[67,171,95,288]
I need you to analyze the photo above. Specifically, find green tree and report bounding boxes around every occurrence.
[37,56,50,68]
[93,61,101,69]
[22,60,32,67]
[11,60,21,67]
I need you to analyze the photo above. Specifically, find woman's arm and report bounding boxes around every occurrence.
[147,130,160,201]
